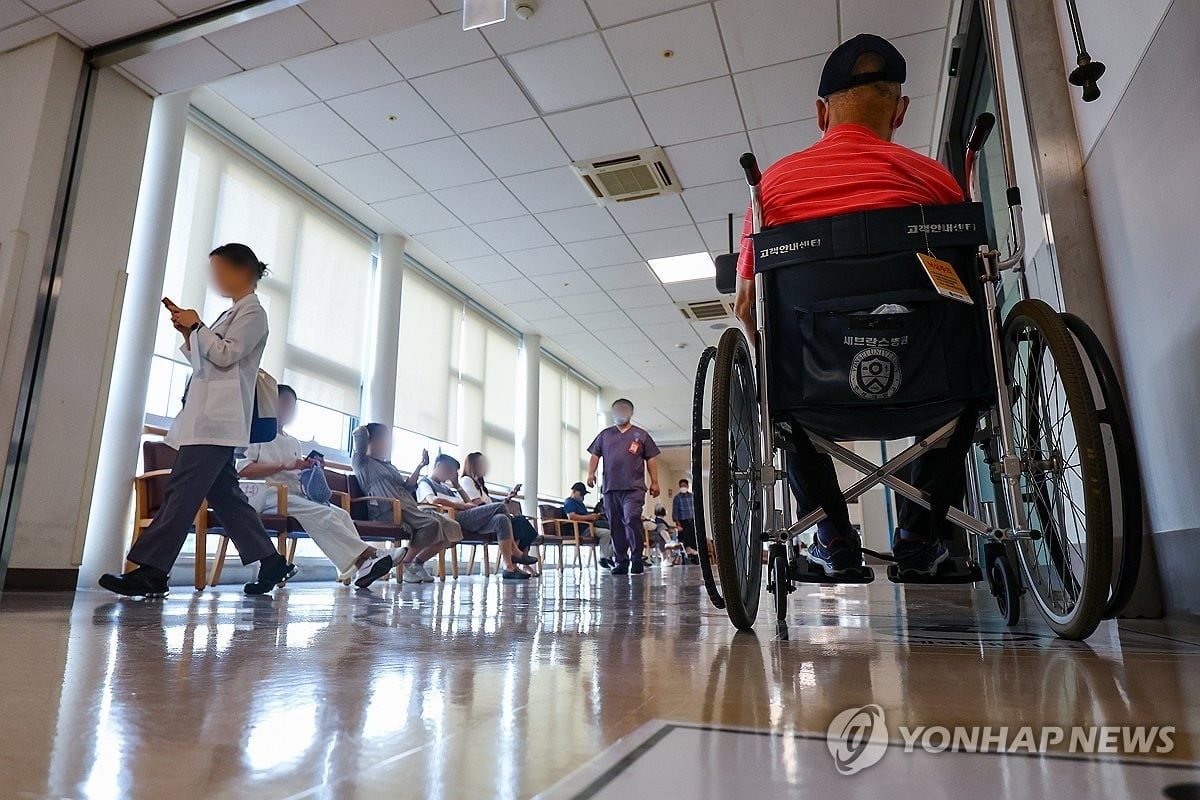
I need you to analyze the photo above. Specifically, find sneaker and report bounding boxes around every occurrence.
[98,565,169,598]
[353,553,394,588]
[402,563,425,583]
[893,538,950,578]
[502,568,531,580]
[805,530,863,577]
[611,561,629,576]
[630,559,645,575]
[599,557,615,569]
[244,554,298,595]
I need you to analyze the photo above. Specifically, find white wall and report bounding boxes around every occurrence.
[1074,0,1200,614]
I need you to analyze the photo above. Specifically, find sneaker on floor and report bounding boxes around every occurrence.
[502,568,531,580]
[893,537,950,578]
[611,561,629,576]
[630,558,645,575]
[244,555,298,595]
[805,530,863,577]
[354,553,394,588]
[402,563,425,583]
[599,557,614,569]
[416,562,436,583]
[98,566,169,598]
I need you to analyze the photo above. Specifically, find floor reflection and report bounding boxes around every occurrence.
[0,567,1197,799]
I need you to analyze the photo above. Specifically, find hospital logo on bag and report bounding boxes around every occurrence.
[849,347,902,400]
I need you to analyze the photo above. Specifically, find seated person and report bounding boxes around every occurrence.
[647,505,673,556]
[733,34,967,579]
[351,424,463,584]
[416,454,535,580]
[237,386,398,588]
[460,451,539,556]
[564,482,614,569]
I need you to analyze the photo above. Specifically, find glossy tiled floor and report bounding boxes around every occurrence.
[1,565,1198,800]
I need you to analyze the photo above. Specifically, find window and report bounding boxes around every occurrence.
[460,308,520,486]
[146,125,373,452]
[395,271,460,445]
[538,358,601,499]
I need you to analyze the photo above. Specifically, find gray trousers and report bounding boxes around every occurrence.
[128,444,276,572]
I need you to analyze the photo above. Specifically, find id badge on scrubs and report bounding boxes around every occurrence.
[917,252,974,305]
[628,440,641,456]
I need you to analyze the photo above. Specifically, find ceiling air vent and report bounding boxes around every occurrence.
[677,298,734,322]
[572,147,681,206]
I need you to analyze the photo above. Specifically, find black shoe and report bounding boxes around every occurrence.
[98,566,169,598]
[630,559,645,575]
[806,531,863,577]
[893,538,950,577]
[513,554,538,566]
[502,568,531,580]
[244,555,298,595]
[611,561,629,576]
[599,557,614,569]
[687,554,700,565]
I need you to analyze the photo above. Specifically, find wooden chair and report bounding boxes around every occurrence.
[417,503,461,580]
[538,504,599,570]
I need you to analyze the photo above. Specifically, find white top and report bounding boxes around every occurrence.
[166,293,269,449]
[460,475,484,501]
[237,431,305,495]
[415,477,456,504]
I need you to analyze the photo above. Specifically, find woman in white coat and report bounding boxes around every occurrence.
[99,244,295,598]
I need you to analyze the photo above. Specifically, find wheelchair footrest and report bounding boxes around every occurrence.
[790,559,875,585]
[886,556,982,585]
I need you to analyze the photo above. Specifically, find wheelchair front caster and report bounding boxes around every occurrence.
[767,544,792,623]
[987,549,1021,627]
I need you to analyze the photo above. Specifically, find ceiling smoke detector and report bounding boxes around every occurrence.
[514,2,536,20]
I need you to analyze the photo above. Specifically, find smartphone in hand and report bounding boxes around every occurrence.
[307,450,325,462]
[162,297,182,313]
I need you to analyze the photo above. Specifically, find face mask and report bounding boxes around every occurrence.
[612,413,630,426]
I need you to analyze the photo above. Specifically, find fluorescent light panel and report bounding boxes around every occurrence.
[648,252,715,284]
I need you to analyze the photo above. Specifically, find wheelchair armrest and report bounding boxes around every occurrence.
[714,252,738,295]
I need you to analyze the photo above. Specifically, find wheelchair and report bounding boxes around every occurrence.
[689,109,1142,642]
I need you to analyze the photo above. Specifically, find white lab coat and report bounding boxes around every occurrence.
[165,293,269,449]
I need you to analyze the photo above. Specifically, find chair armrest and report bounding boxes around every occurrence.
[133,469,174,521]
[330,490,351,513]
[134,468,173,482]
[348,495,404,525]
[418,502,457,519]
[241,480,290,517]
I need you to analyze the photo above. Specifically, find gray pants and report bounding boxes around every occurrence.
[128,444,276,572]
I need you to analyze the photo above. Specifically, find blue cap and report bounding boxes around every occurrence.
[818,33,907,98]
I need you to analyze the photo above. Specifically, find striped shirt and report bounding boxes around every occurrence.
[737,124,964,279]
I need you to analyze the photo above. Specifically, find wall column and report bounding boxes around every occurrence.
[365,234,405,428]
[522,334,541,519]
[79,91,189,585]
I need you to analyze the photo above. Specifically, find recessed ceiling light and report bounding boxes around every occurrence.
[648,252,715,284]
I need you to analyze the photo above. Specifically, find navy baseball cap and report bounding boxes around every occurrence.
[818,33,907,98]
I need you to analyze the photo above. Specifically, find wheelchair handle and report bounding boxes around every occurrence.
[739,152,761,187]
[966,112,996,154]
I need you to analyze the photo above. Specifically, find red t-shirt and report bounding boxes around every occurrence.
[736,124,964,279]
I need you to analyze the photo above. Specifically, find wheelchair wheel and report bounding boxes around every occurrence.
[1003,299,1113,640]
[987,548,1021,627]
[768,544,790,623]
[691,345,725,610]
[709,328,763,631]
[1061,313,1143,619]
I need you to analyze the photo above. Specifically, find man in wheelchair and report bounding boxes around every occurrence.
[733,34,971,580]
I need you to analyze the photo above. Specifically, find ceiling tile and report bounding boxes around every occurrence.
[433,180,526,223]
[372,12,493,78]
[606,193,692,233]
[328,82,452,149]
[697,218,738,255]
[503,166,593,213]
[1,1,36,28]
[607,283,672,309]
[563,236,640,268]
[472,215,557,252]
[0,17,65,53]
[505,245,580,276]
[636,77,743,146]
[733,54,826,129]
[258,103,377,164]
[681,180,745,223]
[604,5,726,95]
[211,66,318,118]
[302,0,436,43]
[372,194,461,233]
[159,0,223,12]
[839,0,953,40]
[385,137,494,191]
[482,277,546,303]
[461,119,567,177]
[556,290,617,313]
[716,0,839,72]
[415,226,494,261]
[412,59,538,133]
[481,0,595,54]
[893,28,948,99]
[575,309,636,330]
[747,120,820,165]
[122,36,240,95]
[506,33,626,114]
[664,278,721,303]
[545,98,653,160]
[284,40,401,99]
[586,262,658,290]
[586,0,697,28]
[322,152,422,203]
[49,0,172,46]
[536,205,621,243]
[599,325,653,344]
[504,298,565,320]
[896,93,937,150]
[206,6,332,70]
[628,225,705,260]
[535,316,587,336]
[452,254,522,284]
[664,132,751,188]
[17,0,74,11]
[431,0,460,11]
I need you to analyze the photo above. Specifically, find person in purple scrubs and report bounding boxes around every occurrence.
[586,398,661,576]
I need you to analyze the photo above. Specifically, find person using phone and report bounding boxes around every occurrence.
[459,452,538,561]
[99,243,294,598]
